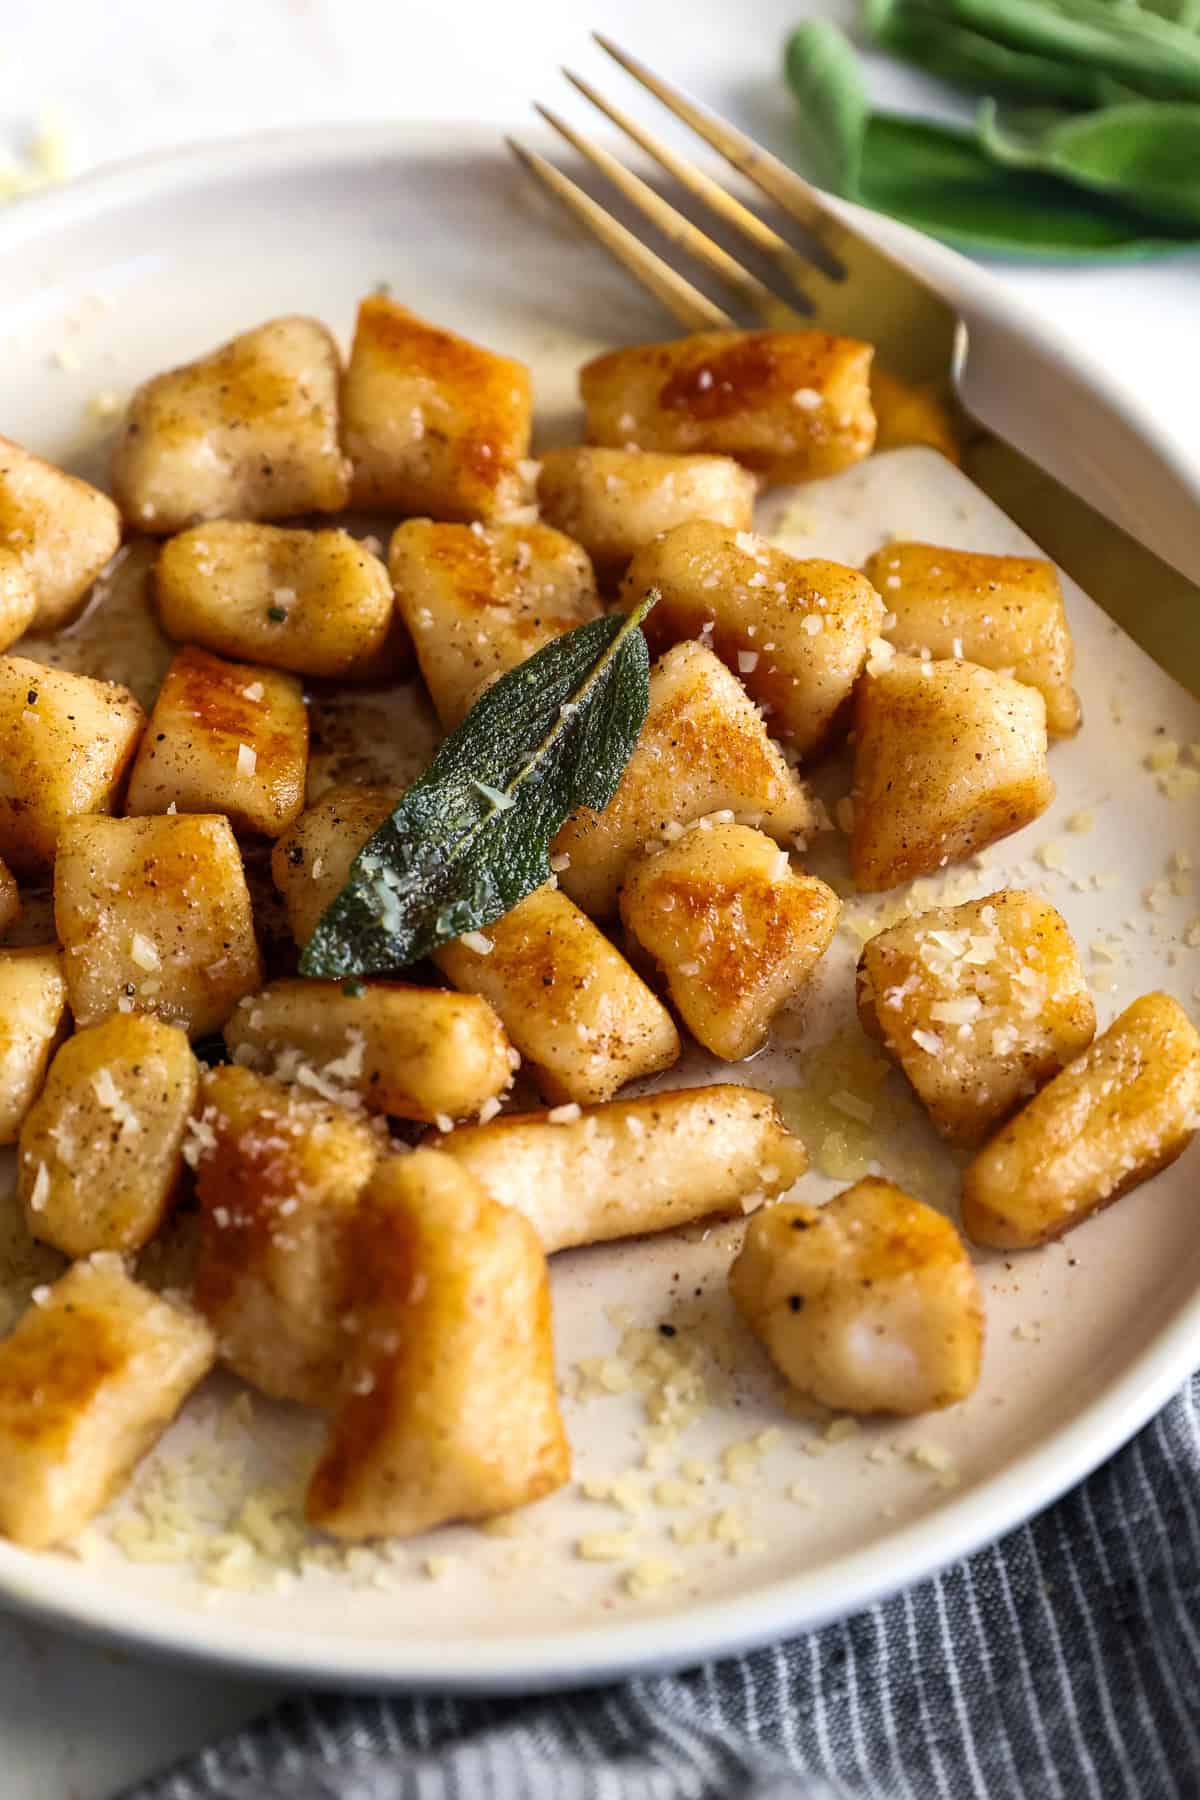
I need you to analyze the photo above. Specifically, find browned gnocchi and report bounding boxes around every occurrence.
[581,328,875,481]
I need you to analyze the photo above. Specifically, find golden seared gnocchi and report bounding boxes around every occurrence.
[962,992,1200,1250]
[54,812,262,1036]
[0,437,121,630]
[850,652,1053,891]
[866,542,1080,737]
[433,883,679,1106]
[0,547,37,651]
[19,1014,198,1258]
[437,1085,806,1253]
[0,856,18,936]
[112,316,350,532]
[307,1150,570,1539]
[125,646,308,838]
[0,948,69,1146]
[730,1180,984,1415]
[553,642,816,917]
[191,1065,379,1407]
[0,1258,214,1549]
[868,370,960,463]
[581,328,875,482]
[858,890,1096,1147]
[537,447,756,580]
[0,656,145,876]
[156,522,395,680]
[224,978,513,1122]
[622,520,884,755]
[619,821,840,1061]
[390,518,600,727]
[342,296,536,523]
[1,285,1191,1572]
[271,784,401,947]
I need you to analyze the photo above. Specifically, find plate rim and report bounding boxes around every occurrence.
[0,119,1197,1691]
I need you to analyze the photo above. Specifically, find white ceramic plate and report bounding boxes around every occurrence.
[0,125,1197,1692]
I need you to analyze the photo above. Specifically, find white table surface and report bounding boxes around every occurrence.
[0,2,1195,1795]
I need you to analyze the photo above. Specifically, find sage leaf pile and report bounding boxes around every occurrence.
[299,592,657,979]
[784,3,1200,258]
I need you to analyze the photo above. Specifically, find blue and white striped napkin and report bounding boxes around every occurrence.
[128,1377,1200,1800]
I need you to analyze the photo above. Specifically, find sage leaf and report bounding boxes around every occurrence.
[299,592,658,979]
[940,0,1200,99]
[784,20,1198,257]
[864,0,1136,104]
[977,97,1200,227]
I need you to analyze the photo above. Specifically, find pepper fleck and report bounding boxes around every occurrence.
[788,1294,804,1313]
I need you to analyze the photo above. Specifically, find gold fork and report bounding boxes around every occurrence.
[509,34,1200,687]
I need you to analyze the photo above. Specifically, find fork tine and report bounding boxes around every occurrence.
[560,69,819,302]
[506,138,734,332]
[593,32,846,281]
[533,103,808,327]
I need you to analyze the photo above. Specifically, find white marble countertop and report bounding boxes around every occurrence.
[0,2,1195,1794]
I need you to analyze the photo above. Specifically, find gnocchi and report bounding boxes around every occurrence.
[730,1180,984,1415]
[581,328,875,481]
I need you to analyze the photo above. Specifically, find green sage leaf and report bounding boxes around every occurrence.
[783,22,868,192]
[864,0,1136,103]
[783,20,1198,258]
[977,97,1200,226]
[299,592,658,979]
[926,0,1200,100]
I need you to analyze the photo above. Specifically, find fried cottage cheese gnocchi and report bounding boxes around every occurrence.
[224,978,513,1123]
[0,656,145,877]
[867,370,961,463]
[19,1014,199,1258]
[850,653,1053,891]
[390,518,600,727]
[437,1086,805,1254]
[867,542,1080,737]
[858,890,1096,1147]
[272,783,400,948]
[0,437,122,631]
[581,328,875,482]
[192,1065,379,1407]
[112,316,350,532]
[156,522,395,680]
[730,1181,984,1415]
[962,992,1200,1250]
[1,293,1194,1563]
[0,947,69,1146]
[125,646,308,838]
[0,547,38,652]
[623,520,884,755]
[342,296,536,524]
[54,813,262,1037]
[307,1150,570,1540]
[433,884,680,1106]
[537,447,757,579]
[0,1259,215,1549]
[553,642,816,917]
[620,822,840,1062]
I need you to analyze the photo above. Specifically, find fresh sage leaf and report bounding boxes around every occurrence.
[299,592,658,979]
[910,0,1200,99]
[977,97,1200,227]
[783,20,1199,257]
[783,21,867,192]
[864,0,1136,104]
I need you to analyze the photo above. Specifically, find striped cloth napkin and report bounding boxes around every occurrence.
[127,1377,1200,1800]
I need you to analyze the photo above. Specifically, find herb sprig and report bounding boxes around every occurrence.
[299,592,658,979]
